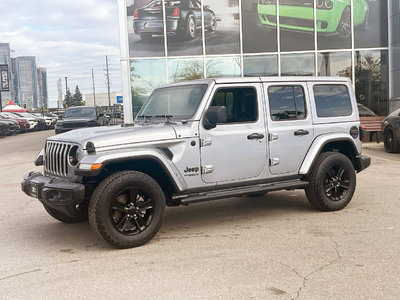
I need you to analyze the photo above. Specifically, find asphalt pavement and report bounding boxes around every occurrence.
[0,131,399,299]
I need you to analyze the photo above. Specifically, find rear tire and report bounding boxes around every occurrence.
[336,6,351,38]
[185,16,196,40]
[305,152,356,211]
[88,171,165,248]
[43,204,88,223]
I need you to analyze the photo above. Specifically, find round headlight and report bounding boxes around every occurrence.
[68,145,82,167]
[316,0,324,8]
[325,0,333,9]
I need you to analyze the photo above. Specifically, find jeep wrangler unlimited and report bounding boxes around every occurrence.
[22,77,371,248]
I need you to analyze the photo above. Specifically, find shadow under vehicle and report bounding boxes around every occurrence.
[133,0,217,41]
[55,106,109,134]
[382,108,400,153]
[257,0,368,37]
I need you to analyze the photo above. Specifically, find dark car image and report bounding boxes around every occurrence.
[133,0,217,41]
[382,108,400,153]
[55,106,108,134]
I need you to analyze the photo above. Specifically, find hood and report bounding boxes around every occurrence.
[58,117,96,123]
[48,123,178,149]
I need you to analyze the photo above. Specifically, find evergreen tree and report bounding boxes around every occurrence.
[63,89,73,108]
[72,85,84,106]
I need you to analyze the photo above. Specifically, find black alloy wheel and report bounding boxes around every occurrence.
[110,188,154,235]
[337,6,351,38]
[323,165,350,202]
[383,128,400,153]
[89,171,165,248]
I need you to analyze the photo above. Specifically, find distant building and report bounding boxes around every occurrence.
[14,56,38,109]
[37,68,48,108]
[85,91,122,107]
[0,43,14,102]
[57,78,63,109]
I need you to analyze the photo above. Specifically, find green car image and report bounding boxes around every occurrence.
[257,0,369,37]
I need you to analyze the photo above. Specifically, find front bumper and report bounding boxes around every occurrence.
[21,172,85,217]
[355,155,371,173]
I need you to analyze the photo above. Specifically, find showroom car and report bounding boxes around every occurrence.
[133,0,217,41]
[382,108,400,153]
[257,0,369,37]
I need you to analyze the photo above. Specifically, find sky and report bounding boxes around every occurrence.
[0,0,122,108]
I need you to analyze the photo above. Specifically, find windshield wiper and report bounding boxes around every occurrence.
[155,115,175,124]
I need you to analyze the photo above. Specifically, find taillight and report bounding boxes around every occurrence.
[133,9,138,19]
[360,125,367,141]
[172,7,180,18]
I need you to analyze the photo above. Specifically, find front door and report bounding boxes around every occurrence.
[199,83,268,183]
[265,82,314,175]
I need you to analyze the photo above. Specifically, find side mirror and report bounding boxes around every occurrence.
[204,106,226,130]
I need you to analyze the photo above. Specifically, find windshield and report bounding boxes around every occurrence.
[137,84,208,120]
[64,107,96,119]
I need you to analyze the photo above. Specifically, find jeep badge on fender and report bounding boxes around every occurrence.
[21,77,370,248]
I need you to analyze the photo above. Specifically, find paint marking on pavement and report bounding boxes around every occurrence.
[368,155,400,165]
[0,269,41,281]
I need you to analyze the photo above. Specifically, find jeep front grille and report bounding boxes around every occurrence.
[45,141,72,177]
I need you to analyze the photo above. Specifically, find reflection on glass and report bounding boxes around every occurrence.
[354,0,388,48]
[281,53,315,76]
[317,3,351,50]
[243,55,278,77]
[355,50,389,116]
[204,0,240,55]
[279,1,314,51]
[130,59,167,115]
[242,0,277,53]
[318,52,352,79]
[128,0,166,57]
[166,0,203,56]
[168,58,204,83]
[206,56,241,78]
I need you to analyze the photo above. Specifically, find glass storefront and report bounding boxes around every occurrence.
[125,0,390,116]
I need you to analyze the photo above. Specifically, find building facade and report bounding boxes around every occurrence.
[85,91,123,107]
[14,56,38,109]
[37,68,48,108]
[0,43,14,102]
[118,0,399,122]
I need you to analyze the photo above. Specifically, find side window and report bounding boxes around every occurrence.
[268,86,307,121]
[210,87,258,124]
[313,85,352,118]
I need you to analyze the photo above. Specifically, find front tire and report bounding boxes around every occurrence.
[305,152,356,211]
[336,6,351,38]
[185,16,196,40]
[88,171,165,248]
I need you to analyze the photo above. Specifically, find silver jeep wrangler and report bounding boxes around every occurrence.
[22,77,371,248]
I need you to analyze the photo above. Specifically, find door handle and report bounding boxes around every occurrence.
[247,133,265,140]
[294,129,310,136]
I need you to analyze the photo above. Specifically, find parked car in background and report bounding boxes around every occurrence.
[133,0,217,41]
[257,0,368,37]
[382,108,400,153]
[55,106,109,134]
[0,112,37,131]
[0,113,30,132]
[31,113,57,129]
[357,103,376,117]
[12,112,47,130]
[0,118,19,135]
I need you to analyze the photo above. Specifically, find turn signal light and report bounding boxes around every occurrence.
[133,9,138,19]
[91,163,103,170]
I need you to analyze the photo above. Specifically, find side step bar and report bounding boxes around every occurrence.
[173,179,308,205]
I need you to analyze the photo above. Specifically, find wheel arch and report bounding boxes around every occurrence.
[300,135,360,175]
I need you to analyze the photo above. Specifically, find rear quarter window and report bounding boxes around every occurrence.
[313,85,353,118]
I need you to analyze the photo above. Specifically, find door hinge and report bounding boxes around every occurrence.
[200,138,212,147]
[268,133,278,141]
[202,165,214,174]
[269,158,280,166]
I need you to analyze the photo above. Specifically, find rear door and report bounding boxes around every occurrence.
[199,83,268,183]
[264,82,314,175]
